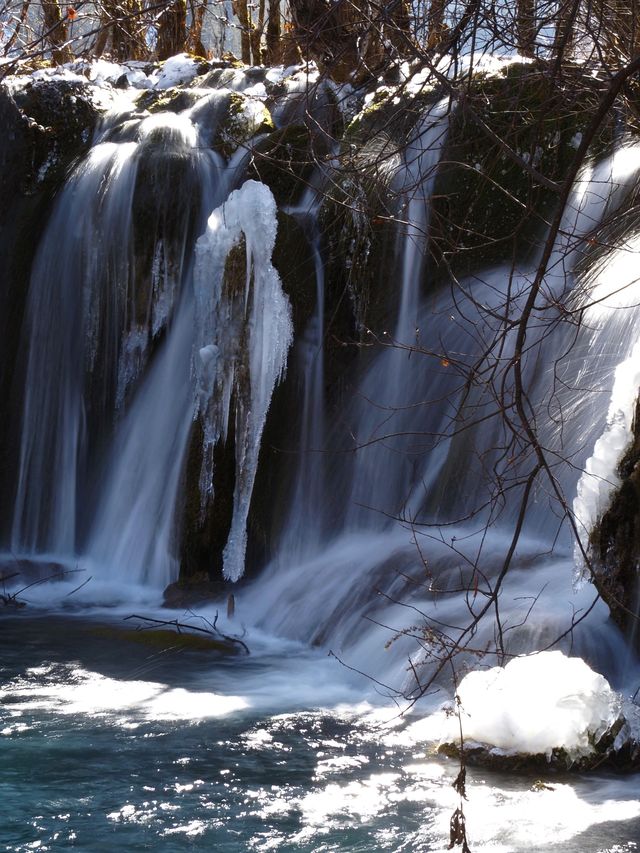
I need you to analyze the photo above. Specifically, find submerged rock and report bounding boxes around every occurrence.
[163,571,229,607]
[438,716,640,773]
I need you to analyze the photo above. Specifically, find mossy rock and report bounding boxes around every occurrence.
[267,76,344,149]
[131,147,202,327]
[1,79,102,196]
[180,414,237,581]
[163,571,228,607]
[201,65,266,90]
[246,124,314,207]
[137,86,203,114]
[213,92,274,159]
[319,162,399,337]
[272,210,317,330]
[345,84,438,146]
[431,61,614,276]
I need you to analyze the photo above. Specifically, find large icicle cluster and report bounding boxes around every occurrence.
[194,180,293,582]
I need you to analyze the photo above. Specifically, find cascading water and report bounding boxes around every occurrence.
[242,140,640,696]
[7,71,640,691]
[344,97,452,528]
[6,85,292,590]
[277,183,328,561]
[9,106,218,558]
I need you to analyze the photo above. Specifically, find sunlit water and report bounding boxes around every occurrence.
[2,613,640,852]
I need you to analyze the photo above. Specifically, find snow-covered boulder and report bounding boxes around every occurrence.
[415,652,640,771]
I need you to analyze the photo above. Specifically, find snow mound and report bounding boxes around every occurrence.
[415,652,623,762]
[151,53,202,90]
[454,652,619,757]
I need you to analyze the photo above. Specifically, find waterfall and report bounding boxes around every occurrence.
[5,68,640,698]
[7,89,292,590]
[241,142,640,693]
[274,184,328,562]
[345,97,452,528]
[9,104,224,567]
[11,141,139,556]
[86,299,196,587]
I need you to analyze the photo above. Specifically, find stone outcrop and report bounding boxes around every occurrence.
[590,396,640,644]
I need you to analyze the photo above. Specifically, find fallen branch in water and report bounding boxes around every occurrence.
[124,613,250,655]
[1,571,27,608]
[1,567,87,608]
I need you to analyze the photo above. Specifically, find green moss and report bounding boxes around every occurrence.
[139,87,201,114]
[345,84,438,146]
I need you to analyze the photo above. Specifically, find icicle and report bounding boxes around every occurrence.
[194,180,293,582]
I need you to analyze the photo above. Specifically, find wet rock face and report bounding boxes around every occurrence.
[590,396,640,643]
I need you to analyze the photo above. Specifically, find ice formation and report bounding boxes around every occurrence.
[194,180,293,582]
[573,230,640,565]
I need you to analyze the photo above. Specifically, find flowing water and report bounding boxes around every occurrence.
[3,71,640,850]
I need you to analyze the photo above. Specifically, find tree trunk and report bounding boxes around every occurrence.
[157,0,188,60]
[384,0,413,57]
[516,0,536,58]
[188,0,209,57]
[232,0,252,63]
[94,0,144,61]
[427,0,446,48]
[42,0,72,64]
[265,0,281,64]
[4,0,32,56]
[552,0,576,62]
